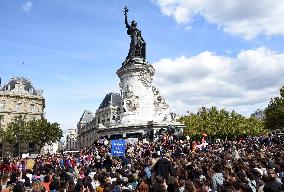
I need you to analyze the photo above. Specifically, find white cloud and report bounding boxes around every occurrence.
[22,1,33,13]
[153,47,284,115]
[153,0,284,39]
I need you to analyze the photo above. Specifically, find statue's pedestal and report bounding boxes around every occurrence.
[117,57,156,126]
[95,121,186,140]
[93,56,185,139]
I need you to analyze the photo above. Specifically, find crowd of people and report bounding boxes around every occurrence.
[0,133,283,192]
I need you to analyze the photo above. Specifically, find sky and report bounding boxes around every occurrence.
[1,0,284,133]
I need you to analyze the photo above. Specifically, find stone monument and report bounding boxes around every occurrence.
[115,7,170,125]
[93,7,184,139]
[116,7,182,128]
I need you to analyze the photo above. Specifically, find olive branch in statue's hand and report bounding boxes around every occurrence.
[124,6,128,16]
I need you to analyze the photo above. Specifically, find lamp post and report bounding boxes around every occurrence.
[16,121,21,157]
[18,133,21,157]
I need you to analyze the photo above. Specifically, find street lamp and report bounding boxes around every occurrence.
[17,132,21,157]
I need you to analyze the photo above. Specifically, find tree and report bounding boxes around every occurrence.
[27,118,63,149]
[264,86,284,130]
[4,115,29,156]
[3,116,63,155]
[180,107,267,139]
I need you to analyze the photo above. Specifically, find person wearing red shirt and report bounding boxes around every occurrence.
[42,175,51,192]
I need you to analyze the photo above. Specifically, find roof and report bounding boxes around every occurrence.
[79,110,94,124]
[0,77,42,96]
[98,92,122,109]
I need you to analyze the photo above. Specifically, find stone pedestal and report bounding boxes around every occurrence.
[95,121,185,140]
[117,57,155,125]
[92,57,185,140]
[117,57,172,126]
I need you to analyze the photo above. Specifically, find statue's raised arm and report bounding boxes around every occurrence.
[124,6,130,29]
[123,6,146,59]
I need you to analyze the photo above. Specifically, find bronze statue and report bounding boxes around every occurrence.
[124,6,146,59]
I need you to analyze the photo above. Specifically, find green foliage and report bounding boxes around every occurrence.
[27,118,63,148]
[4,115,29,145]
[180,107,268,139]
[264,86,284,130]
[3,116,63,149]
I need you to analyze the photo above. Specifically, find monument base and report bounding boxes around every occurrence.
[94,121,185,141]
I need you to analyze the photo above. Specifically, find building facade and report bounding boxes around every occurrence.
[77,110,95,149]
[65,129,78,151]
[0,77,45,157]
[77,93,122,149]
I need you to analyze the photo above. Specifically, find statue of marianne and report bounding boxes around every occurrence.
[124,6,146,59]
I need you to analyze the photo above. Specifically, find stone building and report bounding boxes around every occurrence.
[77,110,95,149]
[95,92,122,127]
[77,93,122,149]
[65,129,78,151]
[0,77,45,157]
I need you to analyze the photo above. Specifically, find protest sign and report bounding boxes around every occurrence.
[111,139,125,156]
[22,153,29,158]
[126,138,138,145]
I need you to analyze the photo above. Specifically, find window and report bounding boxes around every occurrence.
[30,104,36,112]
[16,103,21,112]
[0,102,4,110]
[0,116,4,124]
[19,85,24,92]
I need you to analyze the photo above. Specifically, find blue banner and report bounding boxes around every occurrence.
[111,140,125,156]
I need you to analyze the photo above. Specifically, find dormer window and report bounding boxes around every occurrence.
[20,85,24,92]
[14,82,25,93]
[29,88,34,94]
